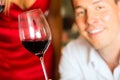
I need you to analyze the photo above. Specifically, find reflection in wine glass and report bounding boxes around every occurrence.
[18,9,52,80]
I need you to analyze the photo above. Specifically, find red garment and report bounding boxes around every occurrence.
[0,0,54,80]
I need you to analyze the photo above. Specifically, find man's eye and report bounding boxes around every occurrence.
[96,6,104,11]
[79,11,85,15]
[75,10,85,17]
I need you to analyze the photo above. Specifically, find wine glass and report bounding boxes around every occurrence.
[18,9,52,80]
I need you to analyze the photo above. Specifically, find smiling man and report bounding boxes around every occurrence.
[59,0,120,80]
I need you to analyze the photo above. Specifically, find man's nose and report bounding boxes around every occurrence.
[86,11,98,24]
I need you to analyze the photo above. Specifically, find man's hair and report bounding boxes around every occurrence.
[115,0,118,3]
[71,0,119,8]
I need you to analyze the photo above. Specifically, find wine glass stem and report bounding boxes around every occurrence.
[40,57,48,80]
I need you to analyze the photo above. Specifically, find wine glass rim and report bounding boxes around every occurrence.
[18,8,43,17]
[18,8,52,41]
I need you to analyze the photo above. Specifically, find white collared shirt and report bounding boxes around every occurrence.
[59,36,120,80]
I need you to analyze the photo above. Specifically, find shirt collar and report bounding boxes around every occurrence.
[88,47,114,79]
[88,47,100,67]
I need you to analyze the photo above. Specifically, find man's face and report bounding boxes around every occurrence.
[73,0,120,50]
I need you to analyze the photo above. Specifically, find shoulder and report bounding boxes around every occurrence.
[62,36,92,63]
[59,36,93,79]
[62,36,92,55]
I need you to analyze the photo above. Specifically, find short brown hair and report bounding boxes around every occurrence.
[71,0,119,8]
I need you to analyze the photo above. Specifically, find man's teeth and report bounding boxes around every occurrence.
[88,28,103,34]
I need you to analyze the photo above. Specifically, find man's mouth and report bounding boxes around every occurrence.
[88,28,104,34]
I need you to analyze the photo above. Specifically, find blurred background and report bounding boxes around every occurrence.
[61,0,79,46]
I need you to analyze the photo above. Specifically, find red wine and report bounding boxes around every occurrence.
[22,40,50,57]
[0,5,5,13]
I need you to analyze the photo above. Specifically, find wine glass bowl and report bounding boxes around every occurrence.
[19,9,51,57]
[18,9,51,80]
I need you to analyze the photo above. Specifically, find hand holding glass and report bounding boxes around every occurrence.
[18,9,51,80]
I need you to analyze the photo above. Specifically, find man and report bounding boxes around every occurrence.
[59,0,120,80]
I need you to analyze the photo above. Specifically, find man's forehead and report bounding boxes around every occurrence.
[73,0,102,8]
[72,0,115,7]
[72,0,115,3]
